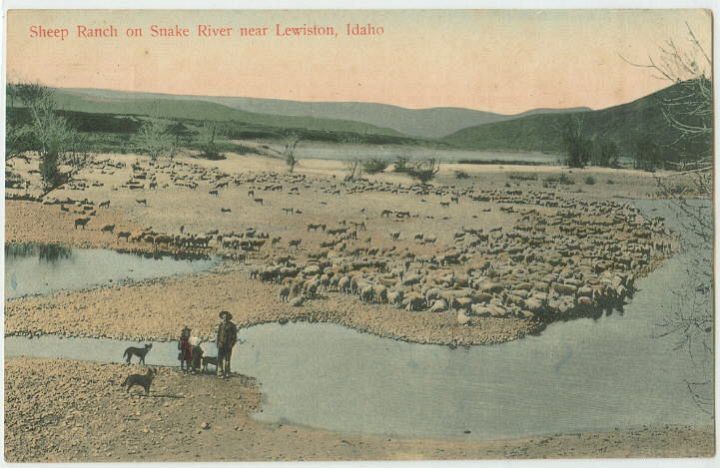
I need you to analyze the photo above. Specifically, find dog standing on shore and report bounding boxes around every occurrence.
[122,368,157,395]
[202,356,219,373]
[122,344,153,365]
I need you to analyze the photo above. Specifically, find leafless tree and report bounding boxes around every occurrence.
[344,158,361,181]
[283,136,301,173]
[137,118,173,161]
[6,82,92,195]
[628,22,713,416]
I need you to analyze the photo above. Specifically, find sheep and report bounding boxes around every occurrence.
[74,217,90,230]
[135,199,147,206]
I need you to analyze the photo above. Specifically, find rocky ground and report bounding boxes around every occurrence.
[5,357,714,462]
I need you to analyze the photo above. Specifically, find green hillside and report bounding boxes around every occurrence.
[444,82,711,163]
[60,88,588,139]
[51,89,405,137]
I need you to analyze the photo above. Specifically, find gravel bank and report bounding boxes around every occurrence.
[5,357,713,462]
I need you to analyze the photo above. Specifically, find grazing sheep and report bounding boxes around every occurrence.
[74,217,91,230]
[101,224,115,233]
[136,199,147,206]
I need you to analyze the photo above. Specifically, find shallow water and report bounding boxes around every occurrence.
[4,200,713,440]
[4,244,217,299]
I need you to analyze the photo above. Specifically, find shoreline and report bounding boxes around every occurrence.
[4,357,714,462]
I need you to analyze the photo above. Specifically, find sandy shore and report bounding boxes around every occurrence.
[5,357,713,462]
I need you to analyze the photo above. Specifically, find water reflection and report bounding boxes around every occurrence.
[5,243,73,264]
[5,244,218,299]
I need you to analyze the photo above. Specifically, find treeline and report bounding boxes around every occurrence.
[560,114,700,171]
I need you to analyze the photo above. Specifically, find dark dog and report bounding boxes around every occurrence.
[202,356,218,373]
[123,344,153,365]
[122,368,157,395]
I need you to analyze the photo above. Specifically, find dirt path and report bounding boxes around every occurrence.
[5,357,713,462]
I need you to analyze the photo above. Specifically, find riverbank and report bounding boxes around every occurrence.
[5,357,713,462]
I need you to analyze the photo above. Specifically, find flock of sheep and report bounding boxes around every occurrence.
[37,155,674,327]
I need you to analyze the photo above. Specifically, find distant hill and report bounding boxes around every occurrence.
[443,82,711,162]
[57,88,588,139]
[51,89,404,137]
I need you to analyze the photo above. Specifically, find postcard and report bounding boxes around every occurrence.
[3,7,714,462]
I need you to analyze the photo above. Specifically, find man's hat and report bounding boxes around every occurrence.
[219,310,233,320]
[182,325,190,331]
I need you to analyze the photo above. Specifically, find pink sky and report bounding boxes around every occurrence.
[7,9,712,114]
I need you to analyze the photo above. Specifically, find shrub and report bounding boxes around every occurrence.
[393,156,410,173]
[363,158,389,174]
[406,158,440,184]
[584,175,596,185]
[607,179,615,185]
[454,170,470,179]
[545,173,575,185]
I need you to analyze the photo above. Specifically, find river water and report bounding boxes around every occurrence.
[4,200,713,440]
[4,244,217,299]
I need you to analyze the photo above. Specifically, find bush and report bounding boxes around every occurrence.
[584,175,596,185]
[545,173,575,185]
[607,179,615,185]
[393,156,410,173]
[454,170,470,179]
[363,158,389,174]
[197,144,225,160]
[406,158,440,184]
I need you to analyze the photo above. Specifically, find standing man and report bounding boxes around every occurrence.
[216,310,238,378]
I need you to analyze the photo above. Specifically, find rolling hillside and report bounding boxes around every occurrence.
[51,89,404,137]
[58,88,588,139]
[443,82,711,161]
